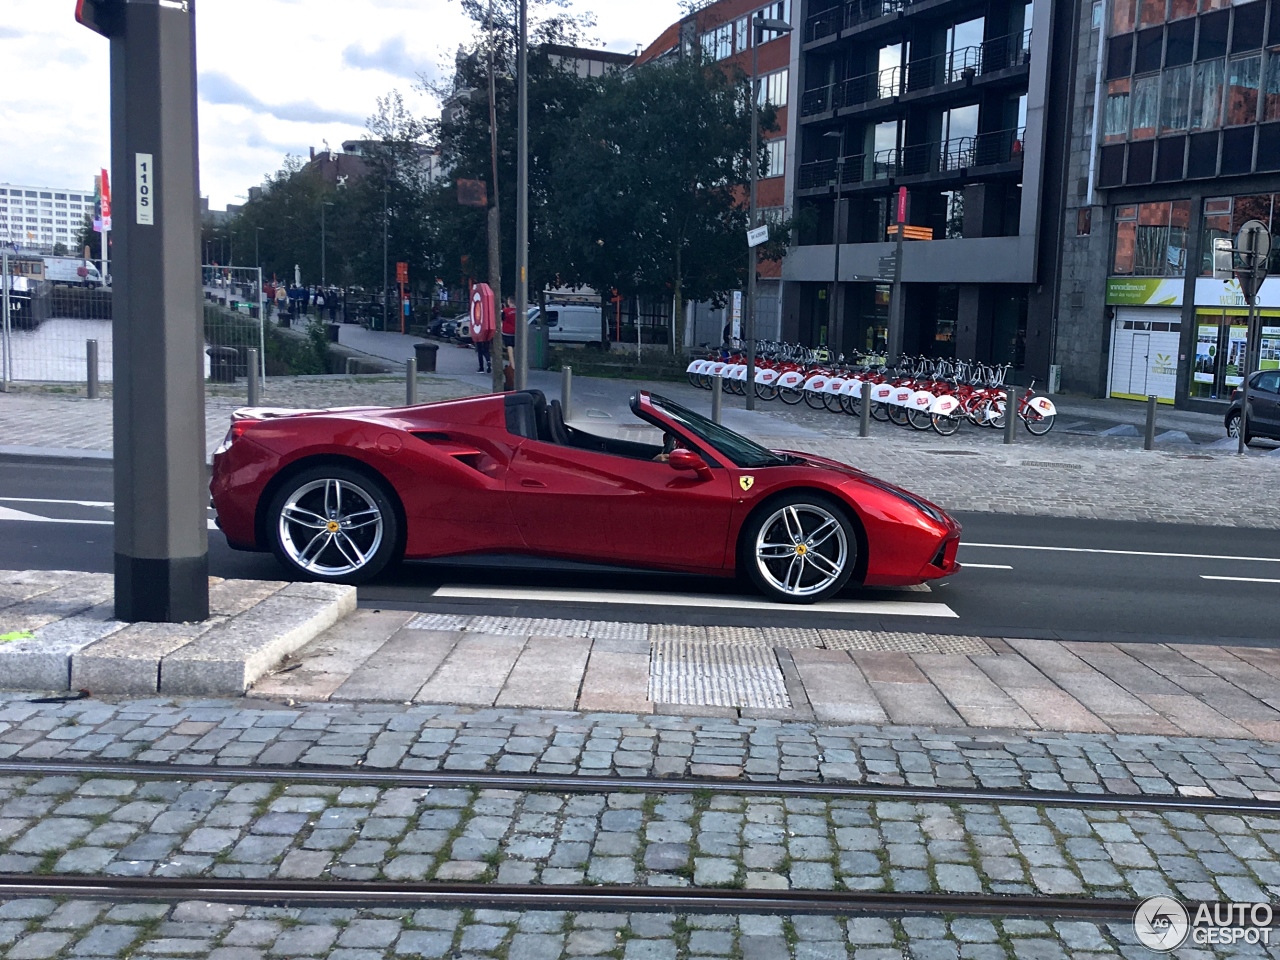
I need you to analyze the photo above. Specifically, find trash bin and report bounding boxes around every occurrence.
[278,311,292,328]
[327,323,341,343]
[207,346,238,383]
[530,323,549,370]
[249,306,260,319]
[414,342,439,373]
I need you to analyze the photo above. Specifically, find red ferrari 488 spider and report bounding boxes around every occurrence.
[210,390,960,603]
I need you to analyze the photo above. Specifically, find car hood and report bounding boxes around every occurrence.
[776,450,958,526]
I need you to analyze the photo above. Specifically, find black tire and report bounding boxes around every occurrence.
[1024,410,1055,436]
[840,393,860,416]
[887,402,911,426]
[907,407,933,431]
[804,389,827,409]
[755,381,780,401]
[267,464,401,584]
[778,386,805,405]
[823,391,845,412]
[931,412,961,436]
[870,401,891,422]
[1226,411,1252,445]
[739,492,858,604]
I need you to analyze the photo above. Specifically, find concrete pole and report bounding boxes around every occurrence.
[1143,395,1157,451]
[513,0,530,391]
[859,380,872,438]
[406,357,418,406]
[1004,388,1018,445]
[247,348,260,407]
[712,375,723,424]
[1,247,10,390]
[108,0,209,621]
[87,340,100,399]
[560,365,572,421]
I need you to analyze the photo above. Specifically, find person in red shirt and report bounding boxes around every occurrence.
[501,297,516,350]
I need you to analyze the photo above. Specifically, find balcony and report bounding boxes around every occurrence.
[800,31,1032,119]
[804,0,904,44]
[796,126,1025,191]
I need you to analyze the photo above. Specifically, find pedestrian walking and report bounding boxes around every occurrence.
[327,288,339,323]
[275,283,288,319]
[315,288,326,319]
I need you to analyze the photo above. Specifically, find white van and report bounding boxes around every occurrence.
[43,257,104,287]
[530,303,605,348]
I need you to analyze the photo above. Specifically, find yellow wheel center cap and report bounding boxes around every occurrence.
[795,544,808,556]
[326,521,341,533]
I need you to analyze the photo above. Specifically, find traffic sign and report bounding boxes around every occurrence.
[396,262,409,284]
[747,224,770,248]
[1237,219,1271,262]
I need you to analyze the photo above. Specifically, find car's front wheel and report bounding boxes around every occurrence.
[1226,411,1251,444]
[742,494,857,604]
[268,465,400,584]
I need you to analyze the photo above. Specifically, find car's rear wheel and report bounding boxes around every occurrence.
[1226,411,1251,444]
[268,465,400,584]
[742,494,857,604]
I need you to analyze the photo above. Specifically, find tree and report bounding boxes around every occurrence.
[551,53,771,350]
[74,215,103,261]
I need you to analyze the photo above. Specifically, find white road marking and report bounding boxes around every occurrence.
[432,585,959,618]
[1201,575,1280,585]
[0,497,113,508]
[960,563,1013,570]
[0,506,112,526]
[966,542,1280,564]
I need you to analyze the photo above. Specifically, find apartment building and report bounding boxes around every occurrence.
[0,182,96,254]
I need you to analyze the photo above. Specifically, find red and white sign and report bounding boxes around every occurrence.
[100,168,112,230]
[470,283,496,342]
[896,187,908,225]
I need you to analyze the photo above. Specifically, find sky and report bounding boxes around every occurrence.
[0,0,685,208]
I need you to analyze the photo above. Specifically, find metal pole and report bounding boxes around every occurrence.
[1238,234,1261,456]
[321,205,326,289]
[888,210,906,362]
[561,365,573,421]
[1,247,10,391]
[87,340,100,399]
[486,0,504,396]
[1143,394,1157,451]
[257,267,266,385]
[103,0,209,622]
[1004,388,1017,445]
[406,358,418,406]
[859,380,872,438]
[712,375,723,423]
[382,181,388,333]
[247,348,260,407]
[745,19,760,412]
[514,0,530,391]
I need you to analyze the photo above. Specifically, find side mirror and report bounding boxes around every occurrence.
[668,448,712,480]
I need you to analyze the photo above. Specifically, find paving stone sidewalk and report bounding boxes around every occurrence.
[1,696,1278,800]
[244,611,1280,743]
[0,898,1232,960]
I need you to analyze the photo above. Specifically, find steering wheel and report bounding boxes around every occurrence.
[662,433,679,456]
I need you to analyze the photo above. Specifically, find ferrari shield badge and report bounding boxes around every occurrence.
[739,476,755,492]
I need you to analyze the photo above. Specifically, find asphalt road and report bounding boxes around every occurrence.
[2,456,1277,647]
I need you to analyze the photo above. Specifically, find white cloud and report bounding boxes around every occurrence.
[1,0,685,207]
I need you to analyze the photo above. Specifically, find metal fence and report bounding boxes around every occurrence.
[0,252,273,390]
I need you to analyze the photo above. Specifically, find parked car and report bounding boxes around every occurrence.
[210,389,962,601]
[1225,370,1280,443]
[530,302,605,349]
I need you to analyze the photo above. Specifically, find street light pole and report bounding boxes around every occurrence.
[321,202,332,288]
[514,0,530,390]
[824,128,845,353]
[382,180,389,333]
[746,14,793,412]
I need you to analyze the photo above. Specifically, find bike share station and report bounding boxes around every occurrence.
[1212,219,1273,454]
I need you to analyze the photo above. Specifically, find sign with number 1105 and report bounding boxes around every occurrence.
[136,154,155,226]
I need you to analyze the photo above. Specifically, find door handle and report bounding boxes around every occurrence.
[520,478,547,488]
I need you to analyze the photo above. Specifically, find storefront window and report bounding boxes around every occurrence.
[1104,79,1131,141]
[1131,75,1159,137]
[1226,55,1262,125]
[1160,65,1192,132]
[1191,60,1226,129]
[1265,49,1280,121]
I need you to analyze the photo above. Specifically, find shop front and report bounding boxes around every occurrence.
[1188,278,1280,402]
[1105,278,1183,404]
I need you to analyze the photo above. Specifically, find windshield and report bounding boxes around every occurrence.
[642,393,789,468]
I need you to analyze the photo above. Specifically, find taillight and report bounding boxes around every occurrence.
[214,419,254,456]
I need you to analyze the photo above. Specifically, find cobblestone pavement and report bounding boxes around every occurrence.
[246,612,1280,742]
[0,898,1242,960]
[1,697,1278,800]
[0,772,1276,904]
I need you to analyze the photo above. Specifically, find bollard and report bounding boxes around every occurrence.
[1004,388,1017,445]
[859,380,872,438]
[247,348,260,407]
[1144,394,1158,451]
[406,358,418,406]
[86,340,99,400]
[561,365,573,422]
[712,375,723,424]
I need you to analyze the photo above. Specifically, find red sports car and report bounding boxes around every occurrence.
[210,390,961,603]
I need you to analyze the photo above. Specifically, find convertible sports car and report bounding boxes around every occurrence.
[210,390,961,603]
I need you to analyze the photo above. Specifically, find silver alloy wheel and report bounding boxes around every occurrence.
[279,478,384,578]
[754,503,849,599]
[1227,414,1241,438]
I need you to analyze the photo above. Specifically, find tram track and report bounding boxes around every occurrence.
[0,873,1144,921]
[0,759,1275,815]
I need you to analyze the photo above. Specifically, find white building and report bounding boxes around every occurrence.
[0,182,96,254]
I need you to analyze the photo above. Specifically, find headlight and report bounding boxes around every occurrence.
[858,476,948,525]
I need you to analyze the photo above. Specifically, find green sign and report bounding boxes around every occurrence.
[1106,278,1183,307]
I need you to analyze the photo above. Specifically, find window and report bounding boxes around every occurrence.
[1226,55,1261,124]
[1092,1,1104,28]
[1169,0,1196,18]
[735,17,748,53]
[39,192,51,199]
[1131,74,1159,137]
[1112,200,1191,276]
[1138,0,1164,27]
[1104,79,1131,141]
[1192,59,1225,128]
[54,193,66,200]
[701,23,733,61]
[1161,65,1192,131]
[758,69,789,107]
[1112,0,1136,35]
[1266,48,1280,120]
[765,139,786,177]
[70,195,82,202]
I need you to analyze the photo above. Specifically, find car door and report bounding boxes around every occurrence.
[1251,371,1280,434]
[504,439,735,571]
